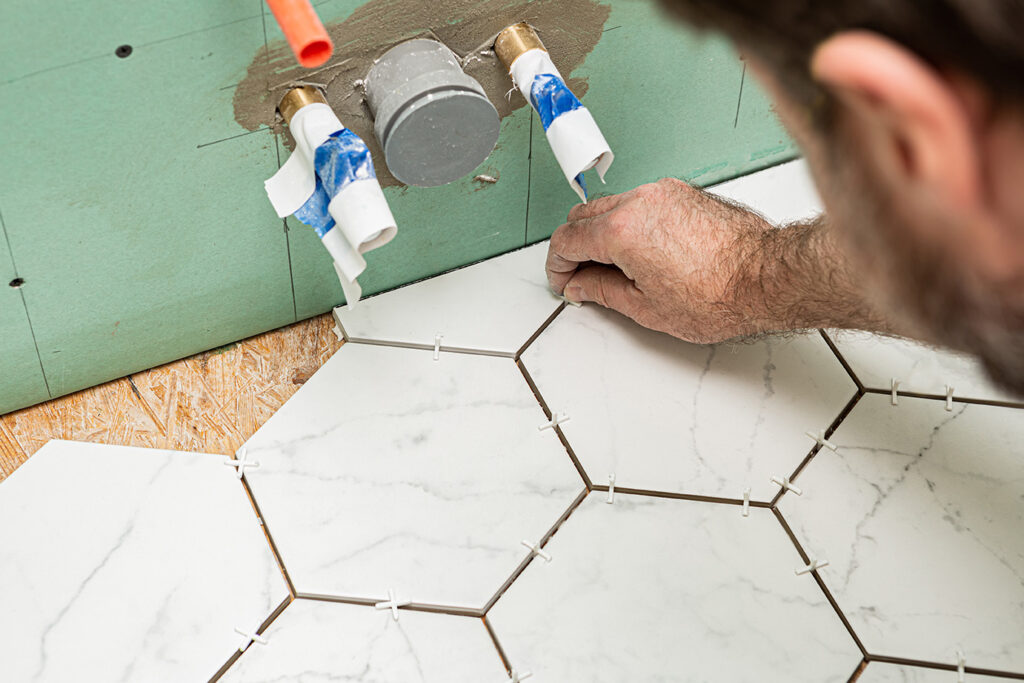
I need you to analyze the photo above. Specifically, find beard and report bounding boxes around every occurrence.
[821,134,1024,398]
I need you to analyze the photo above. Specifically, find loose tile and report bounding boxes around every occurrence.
[243,343,583,609]
[826,330,1020,404]
[334,243,563,354]
[521,305,856,500]
[858,662,1003,682]
[488,494,861,682]
[219,599,507,682]
[780,394,1024,672]
[709,158,823,225]
[0,440,288,682]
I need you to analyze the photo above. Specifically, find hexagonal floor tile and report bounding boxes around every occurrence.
[0,440,288,682]
[488,493,862,681]
[825,330,1021,405]
[334,243,564,355]
[242,342,584,610]
[520,304,857,501]
[779,394,1024,673]
[220,598,507,682]
[858,662,1004,682]
[709,158,823,225]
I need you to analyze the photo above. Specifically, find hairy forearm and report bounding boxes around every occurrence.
[729,215,899,336]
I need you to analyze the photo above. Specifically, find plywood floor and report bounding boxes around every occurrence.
[0,313,344,483]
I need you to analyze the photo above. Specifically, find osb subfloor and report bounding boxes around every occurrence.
[0,314,344,484]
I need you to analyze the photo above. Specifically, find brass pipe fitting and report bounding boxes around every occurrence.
[494,23,547,71]
[278,86,328,125]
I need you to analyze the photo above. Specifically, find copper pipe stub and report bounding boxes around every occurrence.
[494,22,547,70]
[278,86,327,124]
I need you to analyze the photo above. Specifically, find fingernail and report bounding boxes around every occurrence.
[564,284,584,303]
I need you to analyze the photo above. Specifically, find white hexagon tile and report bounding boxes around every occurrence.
[220,599,508,682]
[779,394,1024,673]
[487,493,862,682]
[0,441,288,682]
[709,158,823,225]
[334,242,565,355]
[825,329,1021,405]
[520,303,857,501]
[242,342,584,610]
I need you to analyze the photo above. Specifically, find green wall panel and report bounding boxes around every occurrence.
[0,230,50,414]
[526,1,797,242]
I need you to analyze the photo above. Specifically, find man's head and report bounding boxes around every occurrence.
[661,0,1024,393]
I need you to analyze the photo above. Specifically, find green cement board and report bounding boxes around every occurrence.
[0,0,796,415]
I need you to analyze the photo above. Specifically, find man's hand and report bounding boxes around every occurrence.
[547,177,894,343]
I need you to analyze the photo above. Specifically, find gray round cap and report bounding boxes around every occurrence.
[366,39,500,187]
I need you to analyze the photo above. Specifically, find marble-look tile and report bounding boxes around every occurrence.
[0,440,288,682]
[243,343,584,609]
[220,598,507,682]
[779,394,1024,672]
[709,159,823,225]
[826,330,1021,404]
[858,662,1004,682]
[488,493,861,682]
[521,305,856,500]
[334,243,563,355]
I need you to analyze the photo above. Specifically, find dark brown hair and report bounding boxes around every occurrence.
[660,0,1024,113]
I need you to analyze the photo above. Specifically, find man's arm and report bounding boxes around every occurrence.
[546,177,897,343]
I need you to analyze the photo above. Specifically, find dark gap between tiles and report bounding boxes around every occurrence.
[819,329,865,392]
[514,303,567,361]
[866,654,1024,680]
[514,359,592,489]
[481,488,590,615]
[846,658,868,683]
[483,615,513,673]
[862,386,1024,410]
[772,508,869,658]
[209,594,293,682]
[344,337,515,359]
[769,390,864,508]
[240,476,298,597]
[295,592,482,618]
[592,484,774,508]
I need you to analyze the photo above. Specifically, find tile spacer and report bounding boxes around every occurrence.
[945,385,955,412]
[374,588,411,621]
[805,430,838,452]
[331,324,344,342]
[770,475,802,496]
[433,334,443,362]
[233,625,268,652]
[560,295,583,308]
[742,488,751,517]
[606,473,616,504]
[223,447,260,479]
[891,378,901,406]
[956,650,966,683]
[795,558,829,576]
[510,669,533,682]
[521,539,552,563]
[538,412,570,431]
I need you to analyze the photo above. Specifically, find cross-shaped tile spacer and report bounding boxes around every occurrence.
[794,558,829,576]
[805,430,838,452]
[223,447,260,479]
[521,540,552,563]
[538,412,570,432]
[510,669,533,682]
[606,473,616,504]
[374,589,411,621]
[233,626,268,652]
[770,476,803,496]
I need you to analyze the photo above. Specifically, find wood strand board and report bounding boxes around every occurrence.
[0,313,344,483]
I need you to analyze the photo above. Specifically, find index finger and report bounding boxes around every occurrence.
[546,214,620,295]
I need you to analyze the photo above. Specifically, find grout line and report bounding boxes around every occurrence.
[295,592,481,618]
[515,358,592,489]
[862,386,1024,410]
[773,508,869,657]
[345,337,515,359]
[865,654,1024,680]
[208,594,293,682]
[846,658,868,683]
[733,61,746,128]
[819,329,865,392]
[483,615,513,673]
[241,476,298,597]
[481,488,589,615]
[272,136,299,322]
[593,484,774,508]
[514,303,566,361]
[523,115,533,244]
[770,390,864,507]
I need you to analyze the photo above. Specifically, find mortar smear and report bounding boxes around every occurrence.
[234,0,612,186]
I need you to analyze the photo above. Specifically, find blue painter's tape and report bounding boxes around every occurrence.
[292,129,378,238]
[530,73,583,130]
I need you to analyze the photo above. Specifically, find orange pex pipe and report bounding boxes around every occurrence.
[265,0,333,68]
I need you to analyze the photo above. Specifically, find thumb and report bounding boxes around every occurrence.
[563,266,644,318]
